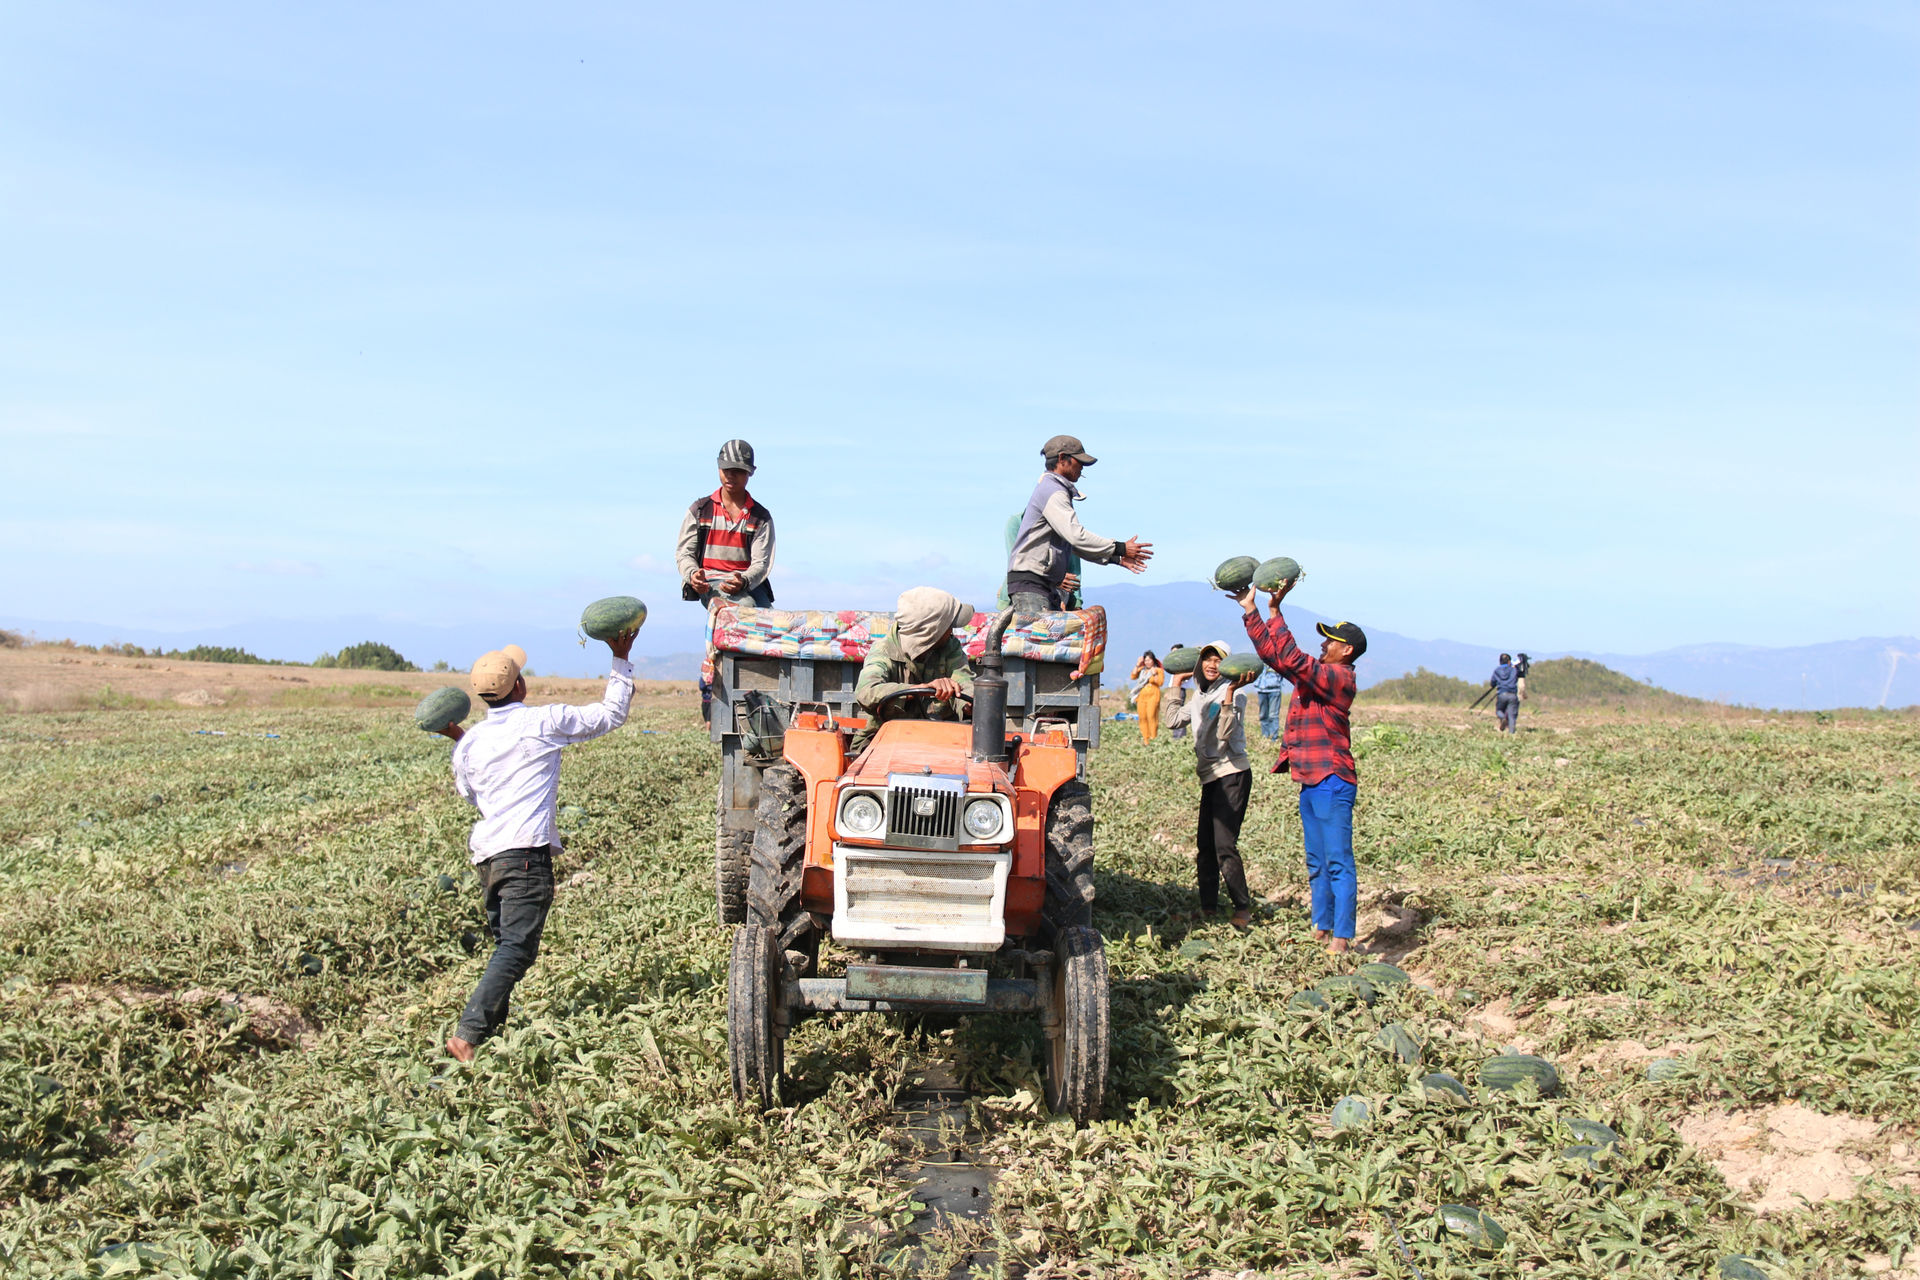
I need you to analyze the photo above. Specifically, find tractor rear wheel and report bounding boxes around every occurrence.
[1043,780,1095,933]
[1044,926,1110,1123]
[727,924,782,1110]
[748,763,818,977]
[715,781,750,925]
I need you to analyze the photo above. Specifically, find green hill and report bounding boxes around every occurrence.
[1362,657,1700,707]
[1358,666,1480,705]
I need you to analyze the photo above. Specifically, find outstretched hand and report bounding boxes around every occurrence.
[437,723,465,743]
[1119,536,1154,574]
[1232,587,1258,614]
[608,627,639,662]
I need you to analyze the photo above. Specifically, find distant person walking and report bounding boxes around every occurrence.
[1130,651,1164,744]
[1515,652,1531,701]
[1005,435,1153,614]
[1236,579,1364,955]
[1253,662,1286,740]
[1162,644,1190,740]
[1489,653,1521,734]
[1163,642,1258,929]
[677,440,776,720]
[432,626,638,1062]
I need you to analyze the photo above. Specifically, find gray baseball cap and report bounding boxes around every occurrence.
[717,439,756,474]
[1041,434,1096,465]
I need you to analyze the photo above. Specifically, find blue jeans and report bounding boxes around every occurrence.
[1298,776,1357,939]
[456,847,556,1045]
[1257,691,1284,740]
[1495,693,1519,733]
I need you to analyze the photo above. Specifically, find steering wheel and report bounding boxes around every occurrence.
[873,685,974,716]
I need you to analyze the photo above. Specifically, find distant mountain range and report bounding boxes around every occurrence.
[8,588,1916,710]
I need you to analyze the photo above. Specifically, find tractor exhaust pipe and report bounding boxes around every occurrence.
[972,608,1015,764]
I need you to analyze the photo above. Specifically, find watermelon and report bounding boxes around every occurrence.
[435,873,458,894]
[1478,1053,1561,1097]
[1314,974,1378,1007]
[1376,1022,1421,1065]
[1420,1071,1469,1101]
[1646,1057,1686,1083]
[1563,1117,1619,1147]
[1211,556,1260,592]
[1438,1204,1507,1251]
[1718,1258,1768,1280]
[1357,961,1411,989]
[580,595,648,641]
[297,953,323,976]
[1559,1143,1605,1167]
[414,686,471,733]
[1162,648,1201,675]
[1252,556,1303,591]
[1219,653,1263,680]
[1330,1096,1370,1131]
[1288,989,1329,1013]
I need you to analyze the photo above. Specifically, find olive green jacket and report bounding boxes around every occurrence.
[851,635,974,753]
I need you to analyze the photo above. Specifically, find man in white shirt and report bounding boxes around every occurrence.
[433,628,638,1062]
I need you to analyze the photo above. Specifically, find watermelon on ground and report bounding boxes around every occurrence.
[1562,1118,1619,1146]
[1376,1022,1421,1065]
[1420,1072,1469,1101]
[1330,1096,1370,1131]
[1559,1143,1605,1167]
[1479,1053,1561,1097]
[1647,1057,1686,1083]
[1288,989,1329,1013]
[1211,556,1260,592]
[1314,974,1378,1007]
[1438,1205,1508,1251]
[580,595,648,641]
[1718,1258,1768,1280]
[1357,961,1411,988]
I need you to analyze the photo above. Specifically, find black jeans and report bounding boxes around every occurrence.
[1197,771,1252,912]
[456,847,556,1045]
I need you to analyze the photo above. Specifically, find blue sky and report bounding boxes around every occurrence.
[4,2,1915,657]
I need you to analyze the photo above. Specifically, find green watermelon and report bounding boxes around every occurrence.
[1562,1118,1619,1147]
[1357,961,1411,989]
[1376,1022,1421,1065]
[1437,1204,1508,1251]
[1646,1057,1686,1083]
[1559,1143,1605,1167]
[1330,1096,1370,1131]
[1478,1053,1561,1097]
[1252,556,1303,591]
[1211,556,1260,592]
[435,873,458,894]
[1314,974,1378,1007]
[580,595,648,641]
[414,686,471,733]
[1162,648,1201,675]
[297,953,323,976]
[1718,1257,1768,1280]
[1219,653,1263,680]
[1288,989,1330,1013]
[1420,1071,1469,1100]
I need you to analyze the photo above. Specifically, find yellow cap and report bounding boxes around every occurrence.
[470,648,524,700]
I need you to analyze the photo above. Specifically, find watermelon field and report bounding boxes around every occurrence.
[1,693,1916,1278]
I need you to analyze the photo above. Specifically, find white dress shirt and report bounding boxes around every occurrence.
[451,660,634,862]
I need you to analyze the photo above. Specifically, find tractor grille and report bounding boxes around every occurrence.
[887,785,960,846]
[841,855,1000,929]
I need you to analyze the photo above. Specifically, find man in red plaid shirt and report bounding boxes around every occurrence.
[1232,578,1366,953]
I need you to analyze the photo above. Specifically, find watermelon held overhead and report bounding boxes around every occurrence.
[1437,1204,1508,1251]
[1162,648,1201,675]
[1211,556,1260,592]
[1330,1095,1370,1131]
[1478,1053,1561,1097]
[1253,556,1303,591]
[414,686,471,733]
[580,595,648,642]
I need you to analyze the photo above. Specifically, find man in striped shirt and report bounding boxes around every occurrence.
[677,439,776,722]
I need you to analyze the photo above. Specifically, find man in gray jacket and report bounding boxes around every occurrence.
[1005,435,1153,613]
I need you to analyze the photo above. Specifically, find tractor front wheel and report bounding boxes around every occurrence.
[1044,926,1110,1123]
[727,924,782,1110]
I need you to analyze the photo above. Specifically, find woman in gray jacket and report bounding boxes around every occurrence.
[1164,642,1258,929]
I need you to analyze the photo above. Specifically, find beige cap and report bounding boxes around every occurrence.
[471,647,525,699]
[1198,639,1232,661]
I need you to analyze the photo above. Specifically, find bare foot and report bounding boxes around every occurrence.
[445,1035,477,1063]
[1327,937,1351,955]
[1312,929,1330,943]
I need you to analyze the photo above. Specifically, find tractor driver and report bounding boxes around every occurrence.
[850,587,976,755]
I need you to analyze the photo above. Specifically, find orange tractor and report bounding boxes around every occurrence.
[709,605,1109,1122]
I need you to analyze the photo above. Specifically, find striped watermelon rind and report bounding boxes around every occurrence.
[1420,1071,1469,1101]
[1718,1258,1769,1280]
[1357,961,1412,988]
[1252,556,1303,591]
[1646,1057,1686,1083]
[1438,1204,1508,1251]
[1376,1022,1421,1065]
[1478,1053,1561,1097]
[1219,653,1263,680]
[414,686,471,733]
[1162,648,1201,675]
[580,595,648,642]
[1314,974,1378,1007]
[1562,1117,1619,1146]
[1211,556,1260,592]
[1288,989,1330,1013]
[1330,1096,1370,1131]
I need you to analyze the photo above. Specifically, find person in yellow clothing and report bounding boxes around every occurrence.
[1130,650,1164,743]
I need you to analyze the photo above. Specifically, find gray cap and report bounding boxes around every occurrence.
[1041,434,1096,465]
[717,439,756,474]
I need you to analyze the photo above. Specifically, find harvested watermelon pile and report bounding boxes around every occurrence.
[0,697,1914,1276]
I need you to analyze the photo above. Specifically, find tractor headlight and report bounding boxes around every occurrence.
[840,792,885,837]
[963,798,1006,841]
